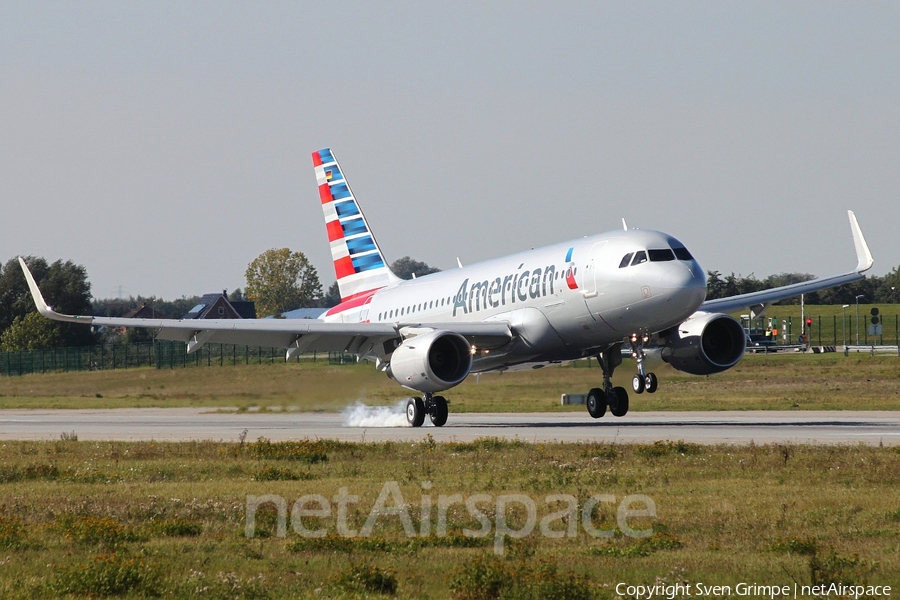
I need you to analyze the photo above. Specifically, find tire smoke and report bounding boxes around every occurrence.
[343,400,427,428]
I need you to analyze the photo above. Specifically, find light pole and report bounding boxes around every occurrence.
[855,295,865,347]
[842,304,850,350]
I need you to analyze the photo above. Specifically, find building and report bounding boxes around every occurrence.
[184,291,256,320]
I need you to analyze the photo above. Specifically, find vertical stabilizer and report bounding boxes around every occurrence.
[312,148,400,301]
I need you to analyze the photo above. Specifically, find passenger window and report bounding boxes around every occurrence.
[648,249,675,262]
[631,251,648,266]
[619,253,634,268]
[673,246,693,260]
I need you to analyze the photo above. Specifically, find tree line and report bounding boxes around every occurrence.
[2,252,897,352]
[705,269,900,305]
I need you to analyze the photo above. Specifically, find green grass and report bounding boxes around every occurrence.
[1,351,899,412]
[0,439,898,598]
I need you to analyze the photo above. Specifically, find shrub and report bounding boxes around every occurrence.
[591,531,683,558]
[635,440,702,458]
[449,556,592,600]
[251,466,314,481]
[0,516,25,550]
[147,517,203,537]
[810,550,874,586]
[332,563,398,596]
[771,537,818,555]
[249,438,328,463]
[52,553,159,597]
[56,515,136,547]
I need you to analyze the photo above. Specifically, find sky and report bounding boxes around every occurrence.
[2,2,898,300]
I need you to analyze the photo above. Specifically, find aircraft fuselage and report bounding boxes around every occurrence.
[323,228,707,371]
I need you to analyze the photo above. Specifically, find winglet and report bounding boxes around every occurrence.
[848,210,874,273]
[17,257,89,324]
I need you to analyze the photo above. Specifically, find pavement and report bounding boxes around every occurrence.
[2,408,899,445]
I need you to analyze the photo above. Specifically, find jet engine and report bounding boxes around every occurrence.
[659,312,746,376]
[386,330,473,393]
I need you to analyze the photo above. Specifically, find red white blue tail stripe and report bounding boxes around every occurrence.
[312,148,399,301]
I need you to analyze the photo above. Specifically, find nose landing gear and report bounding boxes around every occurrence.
[629,334,658,395]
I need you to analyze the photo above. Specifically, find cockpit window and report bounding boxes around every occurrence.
[618,253,634,268]
[630,251,648,266]
[672,246,693,260]
[648,249,675,262]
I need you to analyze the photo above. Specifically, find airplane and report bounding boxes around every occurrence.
[19,148,874,427]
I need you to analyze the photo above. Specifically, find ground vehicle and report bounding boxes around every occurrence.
[746,333,778,353]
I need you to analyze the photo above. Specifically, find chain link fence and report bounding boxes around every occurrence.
[1,341,353,377]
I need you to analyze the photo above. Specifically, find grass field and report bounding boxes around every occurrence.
[0,438,898,598]
[1,352,899,412]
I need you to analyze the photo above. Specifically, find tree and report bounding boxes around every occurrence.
[0,311,63,351]
[323,281,341,308]
[0,256,97,348]
[706,271,725,300]
[391,256,441,280]
[244,248,322,317]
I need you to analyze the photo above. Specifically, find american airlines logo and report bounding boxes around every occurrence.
[452,263,566,317]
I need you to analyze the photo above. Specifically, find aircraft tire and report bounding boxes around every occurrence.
[610,387,629,417]
[430,396,448,427]
[644,373,659,394]
[407,397,426,427]
[586,388,606,418]
[632,374,645,394]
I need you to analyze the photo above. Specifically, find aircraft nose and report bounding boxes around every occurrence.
[660,261,707,309]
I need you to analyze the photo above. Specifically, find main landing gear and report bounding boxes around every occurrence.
[406,393,448,427]
[585,334,660,419]
[586,343,630,418]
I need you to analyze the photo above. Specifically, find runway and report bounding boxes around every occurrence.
[1,408,899,445]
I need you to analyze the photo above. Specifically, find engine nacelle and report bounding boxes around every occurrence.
[660,312,746,376]
[386,330,473,393]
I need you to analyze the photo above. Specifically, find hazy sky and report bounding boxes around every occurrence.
[2,2,898,300]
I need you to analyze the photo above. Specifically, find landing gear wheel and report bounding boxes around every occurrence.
[406,397,425,427]
[632,374,645,394]
[609,387,630,417]
[644,372,658,394]
[430,396,448,427]
[586,387,607,419]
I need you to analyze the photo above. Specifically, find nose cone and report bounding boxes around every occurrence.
[659,260,707,315]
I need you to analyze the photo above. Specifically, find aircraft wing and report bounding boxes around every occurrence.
[18,257,512,358]
[700,210,874,315]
